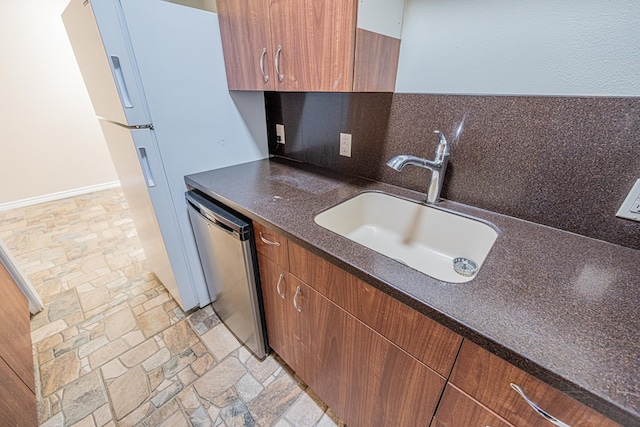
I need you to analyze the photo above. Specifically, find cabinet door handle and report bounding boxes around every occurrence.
[510,383,571,427]
[259,47,269,83]
[274,45,284,82]
[276,274,285,299]
[293,286,302,312]
[259,232,280,246]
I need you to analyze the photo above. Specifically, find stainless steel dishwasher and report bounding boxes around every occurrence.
[186,190,267,359]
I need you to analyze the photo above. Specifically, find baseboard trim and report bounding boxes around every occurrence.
[0,181,121,212]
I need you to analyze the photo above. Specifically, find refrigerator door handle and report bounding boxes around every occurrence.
[138,146,156,187]
[110,55,134,108]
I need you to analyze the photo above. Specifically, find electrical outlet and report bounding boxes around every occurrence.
[339,133,352,157]
[276,124,285,144]
[616,178,640,222]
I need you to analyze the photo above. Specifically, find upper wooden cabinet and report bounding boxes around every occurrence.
[216,0,275,90]
[216,0,404,92]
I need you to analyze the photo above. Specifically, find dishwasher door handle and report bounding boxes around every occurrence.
[185,192,244,235]
[189,202,237,237]
[207,217,235,234]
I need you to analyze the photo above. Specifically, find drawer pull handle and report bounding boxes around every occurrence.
[510,383,571,427]
[293,286,302,312]
[276,274,285,299]
[259,47,269,83]
[259,232,281,246]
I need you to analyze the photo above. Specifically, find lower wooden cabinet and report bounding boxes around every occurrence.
[255,224,620,427]
[257,231,447,426]
[0,262,37,427]
[256,253,296,368]
[449,341,619,427]
[289,241,462,378]
[292,276,446,427]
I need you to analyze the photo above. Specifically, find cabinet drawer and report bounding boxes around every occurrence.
[288,241,462,377]
[450,341,619,427]
[433,384,513,427]
[253,222,289,269]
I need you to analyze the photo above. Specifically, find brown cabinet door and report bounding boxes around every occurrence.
[258,229,446,426]
[286,274,329,392]
[289,241,462,377]
[0,357,38,427]
[292,277,446,427]
[269,0,357,92]
[217,0,275,90]
[0,262,37,426]
[450,341,619,427]
[352,28,401,92]
[217,0,398,92]
[257,253,294,363]
[0,262,35,393]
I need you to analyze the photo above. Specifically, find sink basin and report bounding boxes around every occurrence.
[314,192,498,283]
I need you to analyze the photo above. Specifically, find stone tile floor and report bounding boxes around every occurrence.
[0,188,345,427]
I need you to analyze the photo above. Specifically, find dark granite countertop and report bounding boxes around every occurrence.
[186,157,640,425]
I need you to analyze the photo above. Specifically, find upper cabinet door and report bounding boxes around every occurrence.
[216,0,402,92]
[217,0,275,90]
[269,0,357,92]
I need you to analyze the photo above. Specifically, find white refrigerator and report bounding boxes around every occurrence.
[62,0,268,310]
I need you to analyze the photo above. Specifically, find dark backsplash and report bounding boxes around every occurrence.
[264,92,640,250]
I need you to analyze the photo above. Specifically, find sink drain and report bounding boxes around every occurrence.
[453,257,478,277]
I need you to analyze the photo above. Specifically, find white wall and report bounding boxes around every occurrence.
[0,0,118,206]
[396,0,640,96]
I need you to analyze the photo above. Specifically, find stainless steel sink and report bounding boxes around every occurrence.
[314,192,498,283]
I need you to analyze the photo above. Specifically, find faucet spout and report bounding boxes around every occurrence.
[386,154,431,171]
[386,130,450,204]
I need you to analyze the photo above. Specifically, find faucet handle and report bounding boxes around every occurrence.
[433,130,450,156]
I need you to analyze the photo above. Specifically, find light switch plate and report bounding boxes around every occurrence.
[276,124,285,144]
[616,179,640,222]
[339,133,352,157]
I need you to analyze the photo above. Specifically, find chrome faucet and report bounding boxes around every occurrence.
[386,130,450,204]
